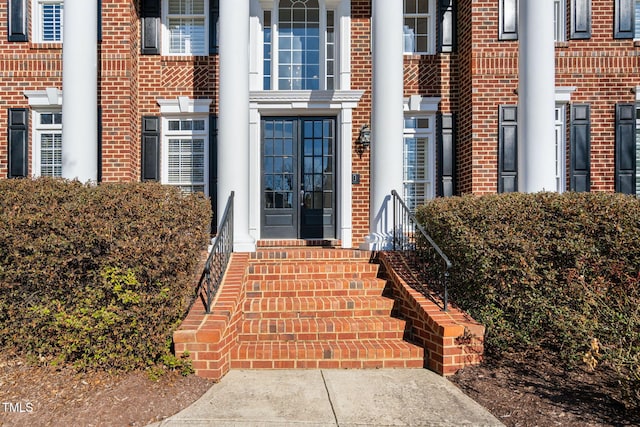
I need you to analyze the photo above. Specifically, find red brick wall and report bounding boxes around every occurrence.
[458,0,640,194]
[351,0,372,245]
[0,1,63,178]
[99,0,138,181]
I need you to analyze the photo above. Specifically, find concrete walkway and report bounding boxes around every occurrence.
[150,369,504,427]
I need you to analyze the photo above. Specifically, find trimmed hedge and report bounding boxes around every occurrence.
[417,192,640,408]
[0,178,211,371]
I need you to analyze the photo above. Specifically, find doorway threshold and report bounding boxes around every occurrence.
[257,239,342,248]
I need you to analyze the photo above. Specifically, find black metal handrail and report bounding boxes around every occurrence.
[391,190,452,311]
[197,191,234,314]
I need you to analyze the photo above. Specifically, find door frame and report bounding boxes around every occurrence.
[260,116,337,240]
[248,90,365,247]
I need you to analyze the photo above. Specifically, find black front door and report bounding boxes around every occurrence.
[261,117,335,239]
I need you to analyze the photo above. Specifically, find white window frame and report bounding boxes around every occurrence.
[162,0,209,56]
[554,0,566,42]
[33,0,64,43]
[555,104,567,193]
[403,114,436,211]
[261,0,340,91]
[635,103,640,196]
[403,0,436,55]
[635,0,640,41]
[32,109,63,178]
[161,115,209,195]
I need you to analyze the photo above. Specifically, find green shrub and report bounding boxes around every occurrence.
[0,178,211,371]
[416,192,640,409]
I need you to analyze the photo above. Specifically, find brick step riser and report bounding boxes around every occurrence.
[251,250,372,261]
[245,280,385,292]
[239,319,407,335]
[245,289,384,298]
[237,331,407,342]
[247,264,379,274]
[230,359,424,369]
[243,309,394,319]
[246,272,379,281]
[243,298,394,313]
[231,343,424,364]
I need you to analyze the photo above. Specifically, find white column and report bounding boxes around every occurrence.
[62,0,98,182]
[362,0,404,250]
[518,0,556,192]
[219,0,255,251]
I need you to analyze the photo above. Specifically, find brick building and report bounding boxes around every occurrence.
[1,0,639,251]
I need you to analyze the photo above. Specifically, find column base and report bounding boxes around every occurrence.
[358,232,395,251]
[233,233,257,252]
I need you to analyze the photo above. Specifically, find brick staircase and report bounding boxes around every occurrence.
[230,248,425,369]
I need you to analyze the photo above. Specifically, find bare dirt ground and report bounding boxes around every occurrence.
[451,353,640,427]
[1,352,638,427]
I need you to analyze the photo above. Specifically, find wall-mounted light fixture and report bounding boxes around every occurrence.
[356,124,371,156]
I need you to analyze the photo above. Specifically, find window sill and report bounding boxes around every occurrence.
[29,42,62,50]
[403,53,435,59]
[555,41,569,48]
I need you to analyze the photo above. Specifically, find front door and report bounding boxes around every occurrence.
[261,117,336,239]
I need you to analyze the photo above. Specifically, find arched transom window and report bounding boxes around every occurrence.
[263,0,337,90]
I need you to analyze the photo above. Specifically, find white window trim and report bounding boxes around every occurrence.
[635,0,640,41]
[403,114,436,208]
[554,0,566,42]
[403,0,436,55]
[402,95,440,208]
[161,0,209,56]
[555,104,567,193]
[554,87,575,193]
[160,115,210,194]
[256,0,349,91]
[32,0,64,43]
[31,109,62,177]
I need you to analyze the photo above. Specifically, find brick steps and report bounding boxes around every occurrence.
[245,278,385,299]
[231,247,425,369]
[246,262,380,280]
[243,295,395,316]
[238,317,408,342]
[231,340,424,369]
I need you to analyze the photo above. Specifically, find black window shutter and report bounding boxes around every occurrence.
[98,0,103,43]
[571,0,591,39]
[141,116,160,181]
[614,0,634,39]
[498,106,518,193]
[8,108,28,178]
[570,104,591,192]
[438,0,456,53]
[209,115,218,231]
[615,103,636,194]
[499,0,518,41]
[210,0,219,54]
[141,0,161,54]
[8,0,28,42]
[437,113,455,197]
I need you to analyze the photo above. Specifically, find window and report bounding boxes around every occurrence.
[34,0,64,43]
[162,117,208,194]
[403,116,435,211]
[554,0,566,42]
[163,0,208,55]
[33,110,62,177]
[403,0,435,54]
[555,105,567,192]
[262,0,337,90]
[636,0,640,40]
